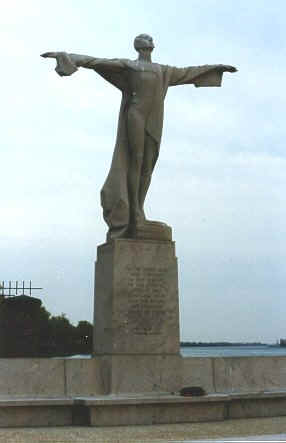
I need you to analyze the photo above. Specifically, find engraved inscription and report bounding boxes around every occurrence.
[126,266,168,335]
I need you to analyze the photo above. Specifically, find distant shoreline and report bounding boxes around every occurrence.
[180,342,270,347]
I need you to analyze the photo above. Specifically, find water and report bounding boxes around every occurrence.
[65,345,286,359]
[180,344,286,357]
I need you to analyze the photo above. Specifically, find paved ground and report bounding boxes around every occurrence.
[213,436,286,441]
[0,416,286,442]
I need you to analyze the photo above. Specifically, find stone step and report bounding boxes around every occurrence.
[1,391,286,427]
[0,397,74,427]
[76,391,286,426]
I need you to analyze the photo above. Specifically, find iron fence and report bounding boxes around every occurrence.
[0,281,42,297]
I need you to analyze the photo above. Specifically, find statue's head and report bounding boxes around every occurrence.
[134,34,155,52]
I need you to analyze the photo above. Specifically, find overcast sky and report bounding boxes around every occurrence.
[1,0,285,342]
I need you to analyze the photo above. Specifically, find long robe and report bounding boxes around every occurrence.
[55,54,224,239]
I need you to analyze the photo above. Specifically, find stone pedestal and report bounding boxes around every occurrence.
[93,238,182,394]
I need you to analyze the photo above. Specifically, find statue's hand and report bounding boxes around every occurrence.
[41,51,77,77]
[41,51,65,59]
[218,64,238,73]
[41,52,57,58]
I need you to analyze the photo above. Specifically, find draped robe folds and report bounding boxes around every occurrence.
[55,53,224,239]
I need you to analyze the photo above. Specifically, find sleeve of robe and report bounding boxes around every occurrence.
[53,52,128,91]
[168,64,224,88]
[53,52,126,76]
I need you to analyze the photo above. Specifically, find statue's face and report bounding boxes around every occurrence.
[134,34,155,52]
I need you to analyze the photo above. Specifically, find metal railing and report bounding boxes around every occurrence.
[0,281,42,297]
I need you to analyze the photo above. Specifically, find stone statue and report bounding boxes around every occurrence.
[41,34,237,241]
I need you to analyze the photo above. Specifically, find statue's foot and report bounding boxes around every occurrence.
[130,219,172,242]
[133,211,166,226]
[141,219,167,226]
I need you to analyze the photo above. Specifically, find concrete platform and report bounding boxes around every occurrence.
[1,356,286,427]
[1,356,286,397]
[1,391,286,427]
[0,416,286,442]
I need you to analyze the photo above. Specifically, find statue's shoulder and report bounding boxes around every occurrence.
[153,63,174,75]
[121,59,137,68]
[151,62,164,71]
[102,58,131,68]
[158,63,172,71]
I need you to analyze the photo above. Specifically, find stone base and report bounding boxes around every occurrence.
[94,238,180,356]
[93,238,181,394]
[93,354,182,395]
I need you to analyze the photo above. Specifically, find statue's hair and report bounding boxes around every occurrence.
[134,34,154,51]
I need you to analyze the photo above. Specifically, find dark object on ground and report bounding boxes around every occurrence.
[180,386,206,396]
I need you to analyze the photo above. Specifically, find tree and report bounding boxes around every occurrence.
[75,320,93,353]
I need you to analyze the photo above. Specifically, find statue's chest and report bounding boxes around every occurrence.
[127,63,162,93]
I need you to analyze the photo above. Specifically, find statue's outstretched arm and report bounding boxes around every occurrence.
[168,64,237,87]
[41,51,125,77]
